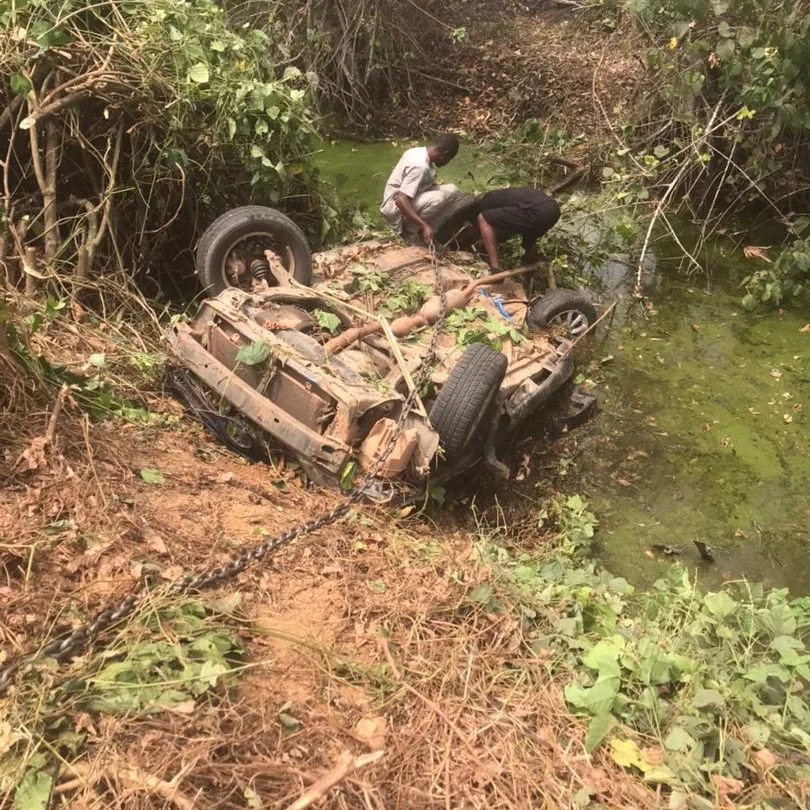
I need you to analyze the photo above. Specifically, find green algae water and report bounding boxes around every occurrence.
[316,140,810,594]
[582,278,809,595]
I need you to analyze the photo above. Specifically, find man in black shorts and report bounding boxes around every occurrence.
[470,187,560,271]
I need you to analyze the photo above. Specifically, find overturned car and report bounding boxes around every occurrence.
[165,206,599,491]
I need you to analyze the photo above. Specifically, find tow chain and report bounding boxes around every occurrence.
[0,249,448,696]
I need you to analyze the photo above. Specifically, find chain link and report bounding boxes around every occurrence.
[0,248,447,696]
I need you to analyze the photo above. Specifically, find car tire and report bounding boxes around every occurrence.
[528,288,597,339]
[196,205,312,295]
[429,343,508,459]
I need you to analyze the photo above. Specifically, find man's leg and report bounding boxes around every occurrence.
[402,184,461,241]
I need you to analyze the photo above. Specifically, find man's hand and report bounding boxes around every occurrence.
[419,221,435,245]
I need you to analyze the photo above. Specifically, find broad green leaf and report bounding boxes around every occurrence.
[771,635,806,666]
[87,352,106,369]
[742,722,771,745]
[187,62,210,84]
[744,663,790,683]
[663,725,695,752]
[565,676,620,716]
[139,467,165,485]
[235,341,271,366]
[10,73,31,96]
[704,591,737,620]
[693,688,724,711]
[209,40,226,52]
[313,309,340,334]
[14,769,53,810]
[583,637,624,677]
[756,603,796,637]
[584,712,615,753]
[716,38,735,60]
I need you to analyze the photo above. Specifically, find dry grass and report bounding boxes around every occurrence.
[1,288,660,809]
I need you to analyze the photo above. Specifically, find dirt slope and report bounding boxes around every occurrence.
[1,373,657,807]
[382,4,644,141]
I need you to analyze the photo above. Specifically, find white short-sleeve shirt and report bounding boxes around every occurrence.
[380,147,436,231]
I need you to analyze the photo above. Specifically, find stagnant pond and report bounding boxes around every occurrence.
[314,140,810,595]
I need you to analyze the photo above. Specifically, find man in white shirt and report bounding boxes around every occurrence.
[380,133,461,245]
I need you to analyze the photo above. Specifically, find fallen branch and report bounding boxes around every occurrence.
[285,750,385,810]
[324,261,542,354]
[56,761,197,810]
[13,383,69,471]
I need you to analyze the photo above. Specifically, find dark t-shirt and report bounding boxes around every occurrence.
[473,187,560,239]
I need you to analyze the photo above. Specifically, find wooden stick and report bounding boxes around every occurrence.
[55,761,197,810]
[285,750,384,810]
[323,262,541,355]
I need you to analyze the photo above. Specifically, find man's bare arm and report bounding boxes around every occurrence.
[477,213,501,270]
[395,192,433,244]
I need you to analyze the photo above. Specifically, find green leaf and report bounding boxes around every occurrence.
[583,637,624,677]
[756,603,796,637]
[693,688,725,711]
[14,768,53,810]
[565,676,620,716]
[187,62,210,84]
[663,725,695,752]
[584,712,615,753]
[88,352,107,369]
[704,591,737,620]
[209,40,226,53]
[10,73,31,96]
[235,341,271,366]
[139,467,165,485]
[716,38,735,60]
[313,309,341,334]
[771,635,807,666]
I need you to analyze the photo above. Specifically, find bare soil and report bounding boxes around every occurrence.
[378,4,645,143]
[1,309,659,808]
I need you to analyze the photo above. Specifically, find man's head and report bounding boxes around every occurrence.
[428,133,460,167]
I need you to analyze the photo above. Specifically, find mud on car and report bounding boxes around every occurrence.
[165,206,599,493]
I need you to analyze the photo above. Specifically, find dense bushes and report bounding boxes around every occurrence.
[620,0,810,216]
[0,0,324,291]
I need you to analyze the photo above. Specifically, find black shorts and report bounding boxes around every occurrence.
[476,188,561,243]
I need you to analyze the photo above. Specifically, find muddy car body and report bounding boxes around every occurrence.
[166,208,598,490]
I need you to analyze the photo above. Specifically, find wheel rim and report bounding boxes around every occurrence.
[220,230,296,291]
[548,308,591,338]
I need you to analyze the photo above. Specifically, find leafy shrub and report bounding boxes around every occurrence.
[0,0,326,287]
[476,497,810,800]
[742,221,810,309]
